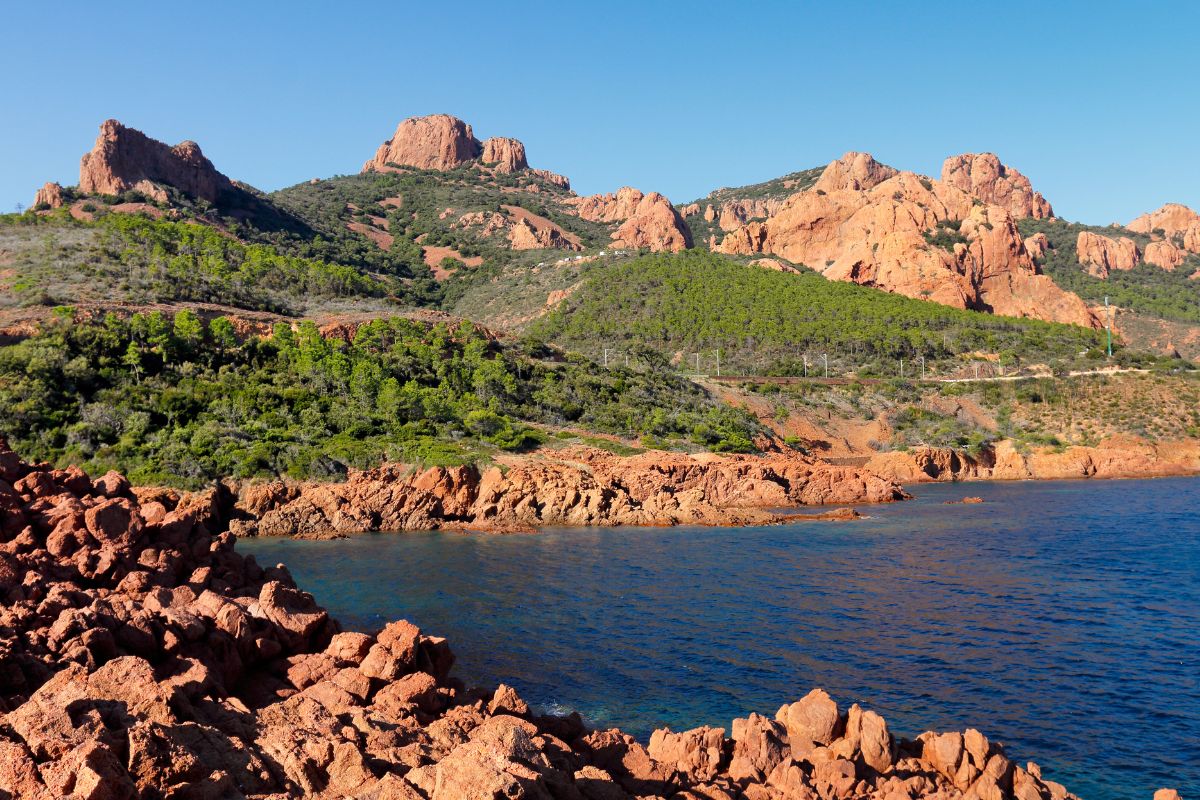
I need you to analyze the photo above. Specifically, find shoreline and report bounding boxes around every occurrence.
[4,440,1183,799]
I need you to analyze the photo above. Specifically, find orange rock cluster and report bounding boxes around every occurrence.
[230,446,905,537]
[78,119,233,203]
[716,152,1098,328]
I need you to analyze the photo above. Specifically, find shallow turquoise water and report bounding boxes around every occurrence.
[239,477,1200,799]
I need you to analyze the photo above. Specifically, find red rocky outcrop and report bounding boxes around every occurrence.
[481,136,529,172]
[32,182,64,209]
[0,441,1167,798]
[568,187,693,252]
[941,152,1054,219]
[233,446,904,537]
[717,154,1097,328]
[364,114,483,172]
[1076,231,1140,277]
[78,119,233,203]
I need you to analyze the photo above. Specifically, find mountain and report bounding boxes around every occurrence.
[708,152,1098,328]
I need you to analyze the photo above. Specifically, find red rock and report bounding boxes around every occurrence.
[777,689,843,755]
[648,725,727,783]
[83,497,143,548]
[489,682,530,716]
[34,181,65,209]
[941,153,1054,219]
[729,712,788,783]
[78,119,232,203]
[359,620,421,680]
[364,114,482,172]
[481,136,529,172]
[1077,231,1140,277]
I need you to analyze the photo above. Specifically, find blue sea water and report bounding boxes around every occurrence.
[238,477,1200,800]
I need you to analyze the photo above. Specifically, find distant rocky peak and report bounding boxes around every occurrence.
[78,118,232,203]
[812,152,899,193]
[940,152,1053,219]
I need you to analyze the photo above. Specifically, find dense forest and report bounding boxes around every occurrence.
[0,311,761,487]
[529,251,1114,376]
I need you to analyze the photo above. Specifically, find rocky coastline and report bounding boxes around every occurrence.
[862,437,1200,485]
[3,438,1185,799]
[203,447,907,538]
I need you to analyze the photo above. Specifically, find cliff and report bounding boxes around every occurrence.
[0,440,1144,799]
[78,119,233,203]
[716,153,1097,328]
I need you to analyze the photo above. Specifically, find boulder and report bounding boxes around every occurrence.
[777,689,843,755]
[1076,231,1140,277]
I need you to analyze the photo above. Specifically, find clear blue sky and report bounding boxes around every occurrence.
[3,0,1197,224]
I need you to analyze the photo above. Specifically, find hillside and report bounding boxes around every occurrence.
[0,311,762,488]
[527,251,1122,376]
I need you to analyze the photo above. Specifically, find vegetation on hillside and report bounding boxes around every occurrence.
[0,312,761,487]
[1018,218,1200,323]
[529,251,1113,376]
[0,211,400,316]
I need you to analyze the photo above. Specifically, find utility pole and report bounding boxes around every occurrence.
[822,353,829,378]
[695,353,701,374]
[919,355,926,380]
[803,355,808,378]
[715,349,721,378]
[1105,296,1113,358]
[974,362,980,381]
[900,359,904,378]
[603,347,611,368]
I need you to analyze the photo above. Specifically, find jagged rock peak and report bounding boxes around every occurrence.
[78,119,232,203]
[940,153,1053,219]
[813,152,899,193]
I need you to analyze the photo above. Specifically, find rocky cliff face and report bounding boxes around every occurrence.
[481,136,528,172]
[1144,240,1187,270]
[717,154,1097,327]
[0,441,1135,800]
[568,187,694,252]
[78,119,233,203]
[940,153,1054,219]
[1076,231,1141,277]
[363,114,482,172]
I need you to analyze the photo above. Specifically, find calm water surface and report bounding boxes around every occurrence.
[240,478,1200,800]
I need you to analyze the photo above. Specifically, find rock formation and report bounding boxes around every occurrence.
[812,151,898,193]
[568,187,693,252]
[481,136,528,172]
[363,114,482,172]
[716,154,1097,327]
[1144,240,1187,270]
[612,192,693,252]
[0,441,1141,800]
[32,182,64,209]
[717,197,788,232]
[361,115,568,191]
[1024,231,1050,261]
[569,186,649,223]
[78,119,233,203]
[864,437,1200,483]
[940,153,1054,219]
[1076,231,1140,277]
[1128,203,1200,255]
[231,446,904,537]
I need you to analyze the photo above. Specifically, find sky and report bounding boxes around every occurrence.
[2,0,1198,224]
